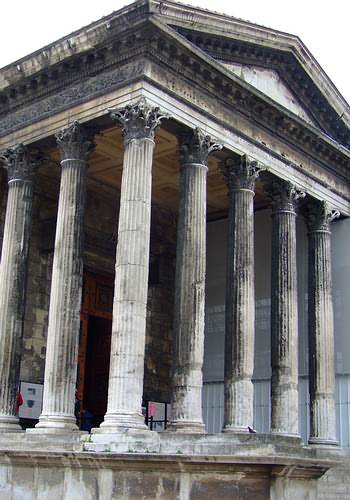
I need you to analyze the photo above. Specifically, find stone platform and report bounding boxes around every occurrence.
[0,431,345,499]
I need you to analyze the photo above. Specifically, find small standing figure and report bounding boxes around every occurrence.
[16,392,23,414]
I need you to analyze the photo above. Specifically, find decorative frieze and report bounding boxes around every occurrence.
[221,155,264,432]
[0,25,348,185]
[168,128,221,433]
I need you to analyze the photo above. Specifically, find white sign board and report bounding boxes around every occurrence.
[18,382,43,419]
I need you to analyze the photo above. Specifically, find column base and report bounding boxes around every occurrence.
[85,427,160,453]
[271,430,301,439]
[98,411,147,432]
[223,425,250,433]
[0,415,23,433]
[166,420,206,434]
[308,436,339,447]
[32,414,79,433]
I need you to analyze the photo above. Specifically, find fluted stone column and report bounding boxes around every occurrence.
[99,99,167,431]
[306,200,339,445]
[0,145,37,431]
[168,130,221,433]
[267,179,305,436]
[35,122,94,431]
[221,155,263,432]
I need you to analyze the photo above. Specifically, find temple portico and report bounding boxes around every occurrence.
[0,2,349,497]
[0,98,341,448]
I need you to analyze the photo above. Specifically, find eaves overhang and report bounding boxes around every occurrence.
[0,1,349,183]
[147,0,350,147]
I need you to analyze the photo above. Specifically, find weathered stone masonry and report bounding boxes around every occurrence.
[0,1,349,498]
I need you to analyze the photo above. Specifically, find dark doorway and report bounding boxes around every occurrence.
[83,316,112,428]
[77,272,114,429]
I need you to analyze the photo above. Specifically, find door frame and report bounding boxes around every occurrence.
[77,271,114,414]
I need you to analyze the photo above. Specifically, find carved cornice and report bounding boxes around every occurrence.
[221,155,264,191]
[265,179,305,213]
[0,144,39,182]
[110,97,168,143]
[179,128,222,166]
[56,122,95,161]
[175,27,350,150]
[0,21,349,183]
[306,200,340,232]
[0,24,151,118]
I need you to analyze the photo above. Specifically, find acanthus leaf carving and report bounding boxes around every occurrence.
[306,200,340,232]
[56,121,95,161]
[0,144,40,182]
[265,179,305,212]
[221,154,264,191]
[110,97,168,143]
[179,128,222,166]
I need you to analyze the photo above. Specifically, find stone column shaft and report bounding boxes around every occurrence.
[100,99,166,430]
[307,201,339,445]
[36,122,93,431]
[268,180,304,436]
[222,156,263,432]
[168,129,221,433]
[0,146,36,431]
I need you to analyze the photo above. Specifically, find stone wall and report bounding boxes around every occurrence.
[0,452,276,500]
[317,462,350,499]
[20,194,52,383]
[145,207,176,403]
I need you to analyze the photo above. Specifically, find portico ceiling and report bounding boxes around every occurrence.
[46,124,267,217]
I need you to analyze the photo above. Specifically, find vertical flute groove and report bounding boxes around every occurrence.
[169,129,221,433]
[36,123,93,431]
[221,156,263,432]
[267,179,304,436]
[101,100,167,430]
[307,200,339,445]
[0,144,36,431]
[0,181,33,428]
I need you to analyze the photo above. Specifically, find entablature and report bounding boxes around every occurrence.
[1,17,349,189]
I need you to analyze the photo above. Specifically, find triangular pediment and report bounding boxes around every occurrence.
[148,0,350,148]
[220,62,317,126]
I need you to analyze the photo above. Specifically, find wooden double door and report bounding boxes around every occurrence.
[77,272,114,428]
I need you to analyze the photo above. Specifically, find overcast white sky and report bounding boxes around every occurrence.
[1,0,349,103]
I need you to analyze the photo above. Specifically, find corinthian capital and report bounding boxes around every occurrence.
[56,122,94,161]
[221,155,264,191]
[110,98,168,144]
[0,144,39,182]
[179,128,222,166]
[306,200,340,232]
[266,179,305,212]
